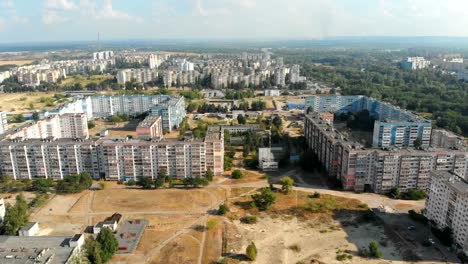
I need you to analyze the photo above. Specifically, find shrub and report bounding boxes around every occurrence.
[407,188,426,200]
[304,196,336,213]
[246,242,257,261]
[279,176,294,194]
[368,241,383,258]
[240,215,258,224]
[87,121,96,129]
[232,169,243,179]
[207,219,218,230]
[127,179,136,186]
[311,192,321,198]
[288,244,301,252]
[251,188,276,211]
[217,204,229,215]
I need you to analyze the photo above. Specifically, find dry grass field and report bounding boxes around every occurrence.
[91,188,212,212]
[0,92,60,113]
[0,60,33,66]
[59,74,114,87]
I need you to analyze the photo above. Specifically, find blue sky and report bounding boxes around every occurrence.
[0,0,468,43]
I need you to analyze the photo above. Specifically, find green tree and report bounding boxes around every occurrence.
[246,242,258,261]
[205,168,214,181]
[278,176,294,194]
[1,194,29,235]
[96,227,118,263]
[154,178,164,189]
[251,188,276,211]
[88,121,96,129]
[231,169,243,179]
[272,115,282,128]
[389,187,401,199]
[32,112,40,121]
[32,178,54,193]
[407,188,426,200]
[84,238,103,264]
[217,203,229,215]
[137,177,152,189]
[237,114,246,125]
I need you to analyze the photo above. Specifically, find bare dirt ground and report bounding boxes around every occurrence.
[88,120,139,138]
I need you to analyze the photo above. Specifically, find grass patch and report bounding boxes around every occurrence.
[288,244,301,252]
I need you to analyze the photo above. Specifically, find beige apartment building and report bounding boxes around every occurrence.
[304,113,468,193]
[0,127,223,181]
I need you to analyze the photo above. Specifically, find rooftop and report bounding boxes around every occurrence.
[0,236,79,264]
[432,171,468,195]
[136,116,161,129]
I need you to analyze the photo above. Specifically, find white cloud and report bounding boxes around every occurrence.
[45,0,77,10]
[42,9,69,25]
[99,0,143,22]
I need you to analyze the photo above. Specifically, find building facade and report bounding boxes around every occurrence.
[304,113,468,193]
[136,116,163,139]
[0,112,8,135]
[0,128,223,181]
[425,171,468,254]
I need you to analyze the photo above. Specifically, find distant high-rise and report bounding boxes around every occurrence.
[93,51,114,61]
[0,112,8,135]
[290,64,301,83]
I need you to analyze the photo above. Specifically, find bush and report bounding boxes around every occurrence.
[232,169,243,179]
[127,179,136,186]
[240,215,258,224]
[304,196,336,213]
[246,242,257,261]
[56,172,92,194]
[217,204,229,215]
[279,176,294,194]
[288,244,301,252]
[407,188,426,200]
[87,121,96,129]
[311,192,321,198]
[368,241,383,258]
[207,219,218,230]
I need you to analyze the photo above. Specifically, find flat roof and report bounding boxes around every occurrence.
[0,236,77,264]
[137,116,161,129]
[19,222,38,232]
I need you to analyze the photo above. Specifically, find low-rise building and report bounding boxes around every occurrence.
[264,89,280,97]
[425,171,468,254]
[0,234,84,263]
[0,198,5,222]
[258,147,283,171]
[18,222,39,237]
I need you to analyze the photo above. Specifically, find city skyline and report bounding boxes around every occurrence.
[1,0,468,43]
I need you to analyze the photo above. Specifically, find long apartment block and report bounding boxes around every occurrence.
[48,95,185,131]
[304,112,468,194]
[0,126,223,181]
[306,95,432,148]
[425,171,468,254]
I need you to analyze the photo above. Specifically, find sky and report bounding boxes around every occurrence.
[1,0,468,43]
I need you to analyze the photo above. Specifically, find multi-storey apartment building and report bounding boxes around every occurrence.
[136,116,162,139]
[304,112,468,193]
[6,113,89,140]
[425,171,468,254]
[116,68,159,84]
[0,112,8,135]
[306,95,432,148]
[0,127,223,181]
[400,57,431,70]
[49,95,185,132]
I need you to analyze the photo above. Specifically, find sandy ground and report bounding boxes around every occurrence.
[88,120,139,138]
[225,216,403,264]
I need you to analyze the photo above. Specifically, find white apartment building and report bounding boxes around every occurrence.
[290,64,301,83]
[264,89,280,97]
[148,54,162,69]
[401,57,430,70]
[0,71,11,83]
[6,113,88,140]
[0,112,9,135]
[426,171,468,254]
[116,68,158,84]
[93,51,114,61]
[0,198,5,222]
